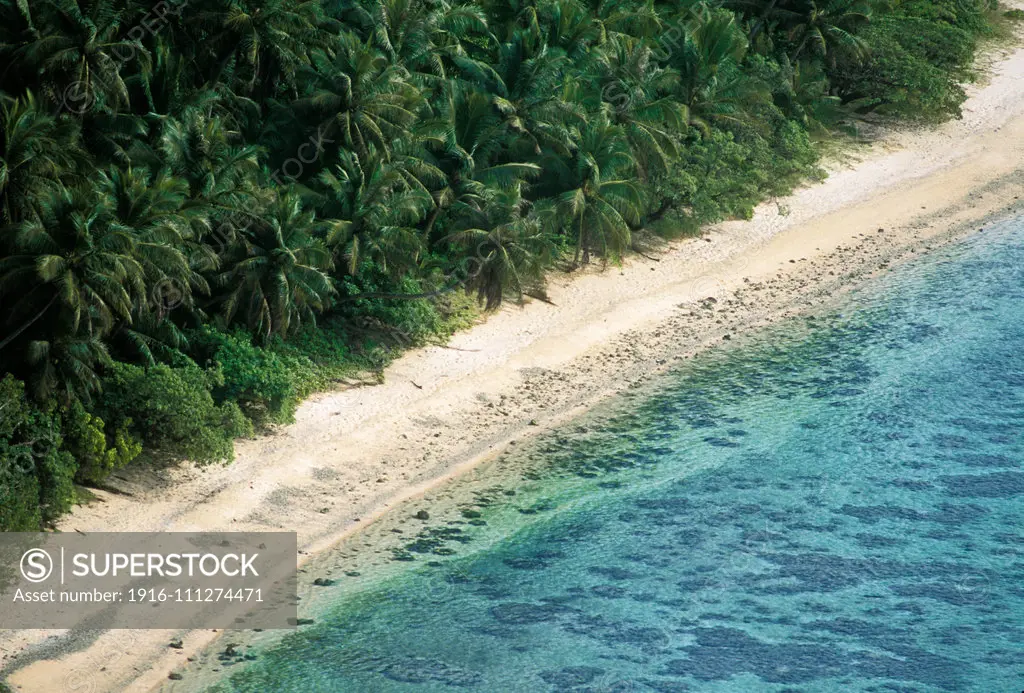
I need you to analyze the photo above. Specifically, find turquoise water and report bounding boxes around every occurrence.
[207,220,1024,692]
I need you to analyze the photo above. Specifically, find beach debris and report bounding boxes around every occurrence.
[312,577,336,587]
[168,639,184,650]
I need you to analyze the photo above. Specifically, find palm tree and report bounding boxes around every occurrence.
[727,0,786,44]
[24,331,111,403]
[542,119,643,264]
[0,183,153,402]
[487,36,581,157]
[774,57,852,135]
[0,1,39,95]
[667,10,767,132]
[783,0,872,66]
[538,0,606,62]
[370,0,490,87]
[128,40,209,118]
[158,107,263,254]
[316,148,434,277]
[95,167,204,365]
[445,183,553,308]
[189,0,332,98]
[108,302,191,367]
[596,0,667,41]
[99,165,206,309]
[596,35,689,177]
[215,191,334,338]
[293,34,425,161]
[424,83,541,237]
[14,0,145,114]
[0,183,149,339]
[160,108,262,204]
[0,93,84,224]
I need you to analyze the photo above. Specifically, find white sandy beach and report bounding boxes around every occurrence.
[3,18,1024,693]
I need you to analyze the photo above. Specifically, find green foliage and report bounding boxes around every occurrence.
[0,471,42,531]
[62,400,141,484]
[265,319,360,392]
[0,0,993,528]
[192,328,301,426]
[660,121,819,228]
[825,0,989,120]
[97,362,252,465]
[336,271,466,345]
[830,24,968,120]
[881,16,976,71]
[0,375,76,529]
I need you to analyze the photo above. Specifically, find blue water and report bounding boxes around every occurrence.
[204,220,1024,692]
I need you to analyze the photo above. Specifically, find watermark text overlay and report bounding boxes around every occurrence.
[0,532,297,629]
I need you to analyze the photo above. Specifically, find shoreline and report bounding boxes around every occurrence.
[167,189,1024,691]
[3,30,1024,693]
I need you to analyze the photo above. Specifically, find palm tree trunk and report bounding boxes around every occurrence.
[0,294,58,352]
[573,213,584,266]
[646,198,673,224]
[424,203,443,240]
[750,0,779,42]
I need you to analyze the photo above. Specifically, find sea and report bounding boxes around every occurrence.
[187,217,1024,692]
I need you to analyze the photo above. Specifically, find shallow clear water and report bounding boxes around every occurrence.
[206,220,1024,692]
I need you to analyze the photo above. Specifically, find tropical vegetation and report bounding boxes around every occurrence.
[0,0,996,529]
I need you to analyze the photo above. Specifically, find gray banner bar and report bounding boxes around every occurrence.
[0,532,297,629]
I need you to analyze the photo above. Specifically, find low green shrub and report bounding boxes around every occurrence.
[97,362,252,465]
[0,376,76,529]
[191,328,301,426]
[831,26,968,121]
[62,399,141,484]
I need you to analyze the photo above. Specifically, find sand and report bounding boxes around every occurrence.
[3,20,1024,693]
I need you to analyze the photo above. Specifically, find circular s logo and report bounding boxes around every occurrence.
[20,548,53,583]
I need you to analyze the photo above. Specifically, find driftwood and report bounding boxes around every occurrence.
[524,291,557,306]
[434,344,482,352]
[633,249,662,262]
[86,483,135,497]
